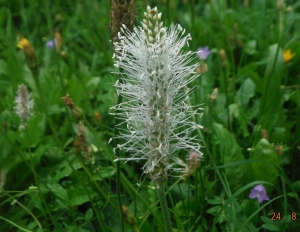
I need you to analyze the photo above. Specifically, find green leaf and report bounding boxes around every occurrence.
[229,103,250,137]
[245,40,258,55]
[249,138,281,185]
[26,221,38,230]
[48,155,82,183]
[235,78,256,106]
[17,113,46,148]
[67,186,97,207]
[174,199,197,216]
[91,166,116,181]
[85,208,93,221]
[261,223,281,231]
[287,192,298,198]
[241,199,259,225]
[48,183,69,203]
[256,44,285,143]
[212,123,245,191]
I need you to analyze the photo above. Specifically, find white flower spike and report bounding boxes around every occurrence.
[112,6,203,181]
[14,84,34,129]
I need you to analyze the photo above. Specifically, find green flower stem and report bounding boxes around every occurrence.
[29,52,107,231]
[83,119,165,228]
[3,192,42,229]
[133,224,140,232]
[25,128,44,229]
[115,89,124,231]
[0,215,31,232]
[157,179,172,232]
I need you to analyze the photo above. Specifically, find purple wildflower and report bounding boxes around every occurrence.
[249,185,270,203]
[46,39,57,49]
[197,46,211,60]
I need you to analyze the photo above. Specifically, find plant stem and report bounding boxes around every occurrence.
[157,179,172,232]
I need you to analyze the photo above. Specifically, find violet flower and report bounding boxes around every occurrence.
[46,39,57,49]
[197,46,211,60]
[249,185,270,203]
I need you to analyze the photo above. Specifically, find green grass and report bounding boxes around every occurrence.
[0,0,300,231]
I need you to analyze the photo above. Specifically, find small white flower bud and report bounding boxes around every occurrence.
[160,28,166,34]
[148,36,154,42]
[142,23,148,31]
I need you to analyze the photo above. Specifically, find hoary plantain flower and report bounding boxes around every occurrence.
[13,84,34,129]
[111,6,203,181]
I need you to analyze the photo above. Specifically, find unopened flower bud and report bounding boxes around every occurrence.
[210,88,218,101]
[275,145,283,155]
[122,205,137,227]
[55,31,62,52]
[185,150,202,176]
[219,49,228,67]
[71,105,84,121]
[261,129,268,141]
[276,0,286,11]
[196,62,208,74]
[61,94,85,120]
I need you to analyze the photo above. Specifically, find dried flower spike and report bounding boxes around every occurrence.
[78,121,92,161]
[122,205,137,227]
[112,6,203,181]
[14,84,34,129]
[110,0,136,49]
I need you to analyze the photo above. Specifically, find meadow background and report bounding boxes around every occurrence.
[0,0,300,231]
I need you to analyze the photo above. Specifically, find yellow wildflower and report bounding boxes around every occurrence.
[17,38,31,49]
[17,38,38,72]
[283,49,295,63]
[94,112,100,119]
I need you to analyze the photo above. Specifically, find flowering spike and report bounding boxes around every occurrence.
[112,6,203,181]
[13,84,34,129]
